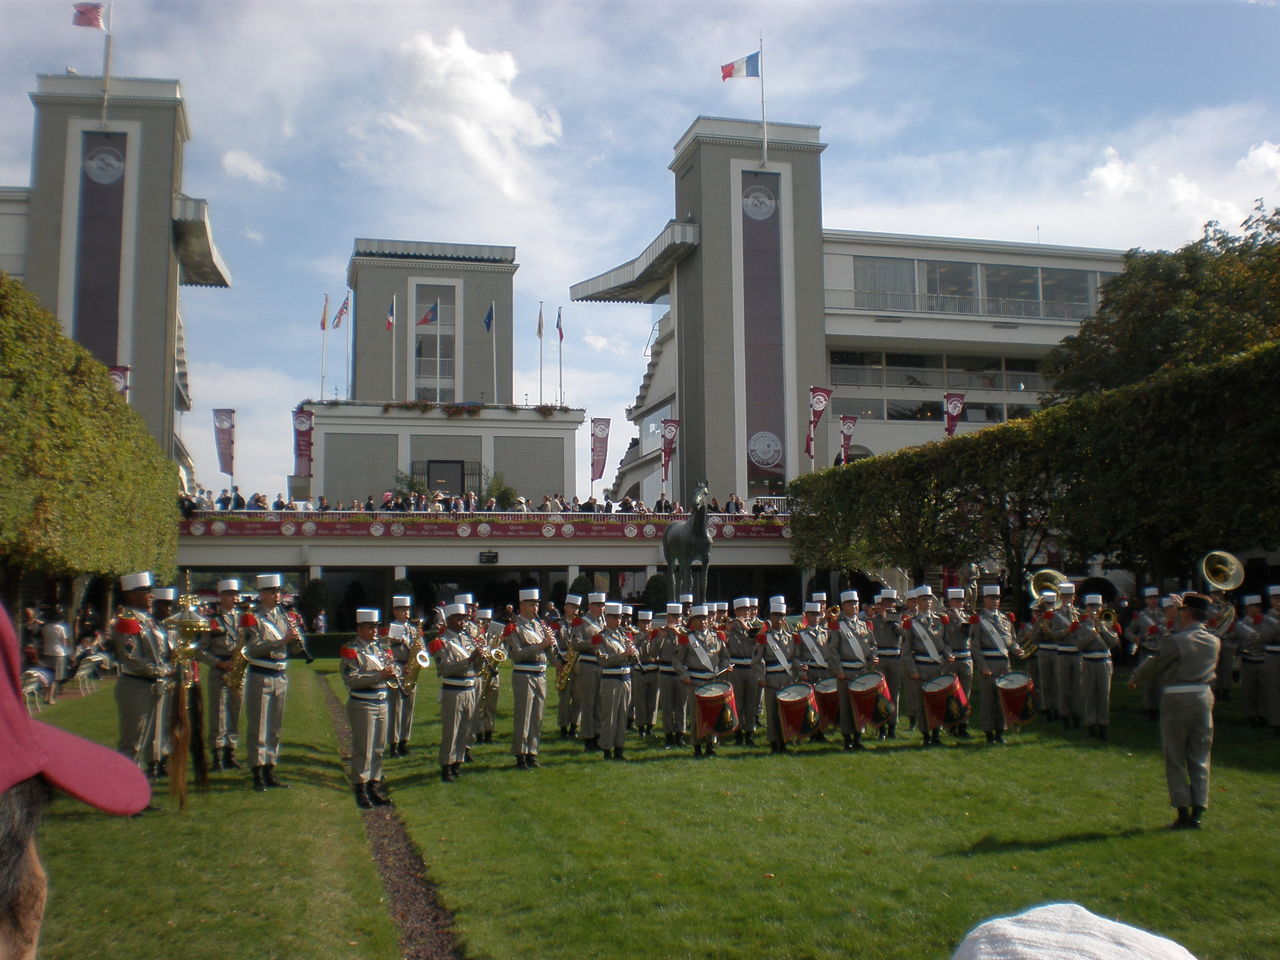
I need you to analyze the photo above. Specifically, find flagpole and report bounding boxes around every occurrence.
[100,3,113,124]
[538,300,544,404]
[491,299,497,404]
[344,293,351,399]
[759,32,768,167]
[390,293,397,401]
[557,307,563,405]
[320,293,329,401]
[435,298,442,402]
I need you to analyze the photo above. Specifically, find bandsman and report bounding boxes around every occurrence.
[903,586,953,747]
[1126,586,1168,721]
[1032,592,1059,721]
[656,602,689,748]
[148,586,178,778]
[594,602,636,760]
[630,609,660,737]
[753,597,799,754]
[972,585,1023,744]
[1264,586,1280,737]
[556,594,581,738]
[474,608,501,744]
[675,605,731,757]
[240,574,294,791]
[1072,594,1119,740]
[869,590,904,739]
[430,603,483,782]
[572,593,607,752]
[1233,594,1267,727]
[942,587,974,739]
[199,579,244,771]
[726,598,761,746]
[827,590,878,751]
[796,601,831,742]
[386,595,421,757]
[341,609,395,808]
[503,589,555,769]
[1050,582,1083,730]
[1206,588,1236,701]
[110,572,170,775]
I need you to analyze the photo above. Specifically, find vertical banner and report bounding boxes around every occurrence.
[741,170,786,496]
[944,392,966,437]
[660,418,681,486]
[805,386,832,461]
[107,365,129,395]
[212,408,235,476]
[839,414,858,463]
[292,407,315,477]
[590,418,611,483]
[75,131,128,366]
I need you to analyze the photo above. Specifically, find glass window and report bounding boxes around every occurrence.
[922,261,976,313]
[888,400,944,422]
[885,353,944,388]
[830,350,883,387]
[1006,404,1036,420]
[414,284,456,325]
[946,355,1003,389]
[983,264,1040,317]
[831,351,882,367]
[852,256,916,309]
[832,397,884,420]
[959,402,1004,424]
[1041,268,1091,319]
[416,334,455,379]
[1004,357,1049,393]
[639,404,672,455]
[416,385,454,402]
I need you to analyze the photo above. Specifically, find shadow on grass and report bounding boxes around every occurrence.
[942,826,1154,856]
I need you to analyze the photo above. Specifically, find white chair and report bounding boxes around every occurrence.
[20,671,45,714]
[73,657,98,694]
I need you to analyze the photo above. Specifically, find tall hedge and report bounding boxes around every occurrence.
[0,273,178,599]
[789,340,1280,597]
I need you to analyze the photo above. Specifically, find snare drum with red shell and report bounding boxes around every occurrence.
[813,678,842,731]
[994,671,1038,730]
[922,674,970,730]
[694,680,740,740]
[849,672,895,731]
[776,683,819,742]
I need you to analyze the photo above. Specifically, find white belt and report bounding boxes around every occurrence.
[1164,683,1210,694]
[350,689,387,701]
[979,649,1007,658]
[601,667,631,677]
[689,671,714,681]
[577,654,599,663]
[1265,646,1280,654]
[840,660,865,670]
[512,664,546,674]
[730,658,753,666]
[247,659,286,671]
[442,678,476,689]
[1082,652,1111,661]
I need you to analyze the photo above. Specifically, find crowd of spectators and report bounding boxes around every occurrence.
[18,605,110,703]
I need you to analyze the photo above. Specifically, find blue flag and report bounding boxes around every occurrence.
[483,303,494,333]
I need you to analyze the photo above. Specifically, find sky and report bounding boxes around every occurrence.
[2,0,1278,500]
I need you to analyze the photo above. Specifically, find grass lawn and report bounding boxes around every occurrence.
[34,662,1279,959]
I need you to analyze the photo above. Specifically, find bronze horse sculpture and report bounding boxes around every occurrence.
[663,480,712,603]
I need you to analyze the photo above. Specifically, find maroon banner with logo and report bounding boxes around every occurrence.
[944,392,966,437]
[293,407,315,477]
[590,417,610,483]
[805,386,833,460]
[213,408,235,477]
[660,418,680,486]
[107,365,129,395]
[839,414,858,463]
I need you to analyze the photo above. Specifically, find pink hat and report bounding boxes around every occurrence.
[1,605,150,815]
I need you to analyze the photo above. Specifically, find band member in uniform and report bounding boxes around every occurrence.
[656,602,688,748]
[572,593,606,752]
[1072,594,1119,740]
[870,590,904,739]
[386,595,420,757]
[556,594,581,738]
[631,609,660,737]
[753,597,799,754]
[1233,594,1267,727]
[504,588,555,768]
[1126,587,1168,721]
[943,587,974,739]
[903,586,952,747]
[474,609,500,743]
[1131,593,1221,829]
[1206,588,1235,700]
[110,572,170,773]
[148,587,177,778]
[972,586,1023,744]
[240,573,294,792]
[827,590,878,751]
[726,598,760,746]
[1033,592,1059,721]
[796,602,831,743]
[429,604,483,782]
[199,579,244,771]
[1264,586,1280,737]
[1050,582,1083,730]
[675,605,730,757]
[594,603,635,760]
[341,609,395,808]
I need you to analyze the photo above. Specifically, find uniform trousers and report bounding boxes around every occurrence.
[115,674,159,766]
[1160,688,1214,808]
[1213,639,1234,696]
[556,669,580,728]
[729,665,759,736]
[659,672,688,735]
[1080,657,1113,726]
[632,667,659,728]
[912,661,944,730]
[762,674,789,744]
[948,656,974,700]
[1137,652,1162,712]
[1037,646,1058,715]
[1265,653,1280,727]
[346,695,387,785]
[474,670,499,737]
[439,685,477,766]
[598,675,632,750]
[244,667,288,766]
[148,680,173,763]
[978,658,1012,732]
[835,672,867,737]
[1240,658,1266,720]
[510,669,546,756]
[387,688,416,745]
[574,661,601,739]
[1056,651,1082,719]
[206,665,241,751]
[878,655,905,722]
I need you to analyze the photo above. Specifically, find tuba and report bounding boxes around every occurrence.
[1200,550,1244,592]
[1030,568,1070,606]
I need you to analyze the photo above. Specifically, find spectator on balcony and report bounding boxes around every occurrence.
[465,491,478,512]
[215,489,231,510]
[272,494,287,510]
[514,497,530,513]
[179,493,197,519]
[601,496,614,514]
[481,497,498,511]
[708,497,722,513]
[752,499,767,517]
[654,494,672,514]
[316,496,330,512]
[232,486,246,510]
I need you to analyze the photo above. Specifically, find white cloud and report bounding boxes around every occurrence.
[1086,147,1141,200]
[242,227,264,243]
[582,329,633,356]
[1239,140,1280,180]
[221,149,284,187]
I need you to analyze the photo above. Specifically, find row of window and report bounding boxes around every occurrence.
[830,351,1052,393]
[832,397,1037,424]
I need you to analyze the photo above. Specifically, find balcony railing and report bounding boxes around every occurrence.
[835,289,1092,321]
[831,367,1052,393]
[415,358,456,378]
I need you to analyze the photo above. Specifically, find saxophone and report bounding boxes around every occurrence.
[400,632,428,691]
[554,619,578,693]
[224,644,250,692]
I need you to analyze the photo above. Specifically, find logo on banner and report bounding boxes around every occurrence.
[742,185,777,221]
[293,411,313,432]
[840,417,857,437]
[662,421,678,440]
[107,365,129,394]
[214,411,233,430]
[943,392,966,437]
[748,430,783,469]
[83,146,125,185]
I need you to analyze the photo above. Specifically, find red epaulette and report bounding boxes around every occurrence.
[378,626,390,637]
[716,630,726,642]
[756,629,767,644]
[115,614,142,635]
[1007,612,1017,624]
[503,622,517,637]
[901,616,913,630]
[676,632,689,646]
[591,634,603,646]
[340,646,358,659]
[648,628,661,641]
[572,617,584,627]
[428,637,444,654]
[1070,620,1081,631]
[240,612,258,628]
[941,614,950,625]
[968,613,979,625]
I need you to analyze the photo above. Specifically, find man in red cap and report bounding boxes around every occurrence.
[1,604,151,958]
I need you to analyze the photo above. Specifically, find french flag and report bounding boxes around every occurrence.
[721,51,760,81]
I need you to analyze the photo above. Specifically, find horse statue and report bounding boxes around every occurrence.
[663,480,712,604]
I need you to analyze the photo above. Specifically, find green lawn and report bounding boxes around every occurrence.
[34,663,1280,960]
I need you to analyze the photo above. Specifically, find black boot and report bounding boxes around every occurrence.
[1171,807,1192,830]
[251,766,268,792]
[735,731,744,746]
[450,762,461,778]
[1190,805,1205,829]
[852,733,867,751]
[887,723,897,740]
[354,783,373,809]
[769,741,780,754]
[441,764,456,783]
[877,725,888,741]
[584,738,596,753]
[155,758,168,779]
[1097,726,1108,742]
[263,765,289,789]
[745,734,758,746]
[612,748,625,761]
[985,731,995,744]
[399,741,410,757]
[843,734,855,751]
[664,733,674,749]
[559,726,569,740]
[921,732,933,748]
[210,749,224,772]
[525,754,541,768]
[626,718,634,730]
[223,747,241,770]
[994,730,1006,744]
[515,754,528,769]
[931,729,943,746]
[706,743,718,757]
[568,723,578,739]
[464,747,473,763]
[907,716,917,732]
[694,744,704,757]
[369,780,392,806]
[956,724,972,740]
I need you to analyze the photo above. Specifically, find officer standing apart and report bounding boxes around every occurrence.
[341,608,395,809]
[1130,593,1221,830]
[199,579,244,771]
[240,573,293,792]
[386,595,420,757]
[110,572,170,773]
[504,588,556,769]
[430,603,482,782]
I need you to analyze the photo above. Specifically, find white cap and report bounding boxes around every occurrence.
[1142,586,1159,597]
[689,605,708,618]
[1243,594,1262,606]
[733,597,751,610]
[564,594,582,606]
[217,579,240,594]
[1059,583,1076,595]
[637,610,653,621]
[257,574,283,590]
[392,595,412,608]
[1161,596,1175,607]
[916,585,933,597]
[1267,586,1280,596]
[444,603,467,617]
[477,609,493,619]
[519,588,540,602]
[748,597,759,606]
[769,595,786,606]
[982,585,1001,596]
[152,587,176,602]
[1084,594,1104,606]
[622,605,633,615]
[356,608,380,623]
[666,603,683,615]
[588,592,607,604]
[604,602,623,616]
[454,593,474,605]
[840,591,860,604]
[804,602,821,613]
[811,592,827,602]
[679,593,694,604]
[947,588,965,600]
[769,598,787,614]
[120,571,153,592]
[716,602,728,612]
[881,589,898,600]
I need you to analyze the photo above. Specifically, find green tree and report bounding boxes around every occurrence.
[482,469,519,510]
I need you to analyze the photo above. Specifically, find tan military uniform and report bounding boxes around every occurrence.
[340,638,390,786]
[1127,605,1169,715]
[430,629,478,770]
[504,617,549,760]
[1072,614,1119,731]
[826,614,877,741]
[241,604,292,767]
[630,625,661,734]
[655,625,688,744]
[571,614,603,745]
[198,608,243,759]
[674,628,730,750]
[1050,601,1082,726]
[904,610,947,740]
[725,618,761,742]
[973,609,1019,735]
[553,620,580,734]
[594,626,634,753]
[1234,611,1269,724]
[386,620,421,751]
[110,607,171,767]
[751,624,799,748]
